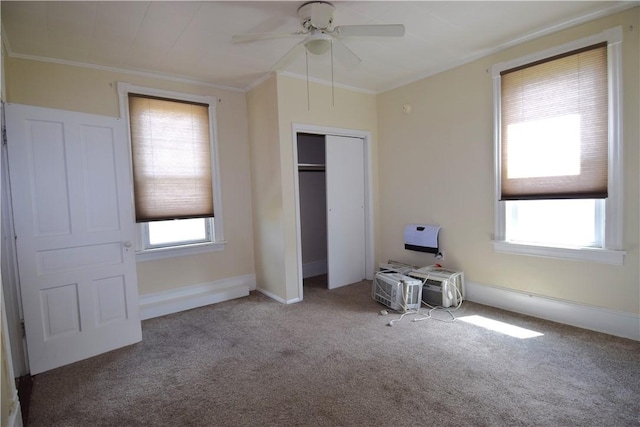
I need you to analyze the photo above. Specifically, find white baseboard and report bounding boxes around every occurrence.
[256,287,301,305]
[139,274,255,320]
[302,259,327,279]
[466,281,640,341]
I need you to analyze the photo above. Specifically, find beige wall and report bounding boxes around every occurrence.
[4,58,255,296]
[248,73,378,301]
[2,5,636,322]
[276,74,379,300]
[247,75,287,298]
[377,8,640,314]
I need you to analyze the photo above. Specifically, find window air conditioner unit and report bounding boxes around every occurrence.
[409,267,464,308]
[372,272,422,312]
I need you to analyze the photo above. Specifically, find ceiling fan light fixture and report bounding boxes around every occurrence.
[304,33,332,55]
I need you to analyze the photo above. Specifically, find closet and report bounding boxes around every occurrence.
[297,133,366,290]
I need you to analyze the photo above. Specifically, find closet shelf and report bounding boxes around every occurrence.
[298,163,326,172]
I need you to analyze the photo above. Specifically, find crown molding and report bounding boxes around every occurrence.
[275,70,376,95]
[5,50,246,93]
[378,1,639,94]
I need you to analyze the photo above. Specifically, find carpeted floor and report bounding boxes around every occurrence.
[26,277,640,426]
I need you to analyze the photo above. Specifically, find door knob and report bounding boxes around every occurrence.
[123,241,133,248]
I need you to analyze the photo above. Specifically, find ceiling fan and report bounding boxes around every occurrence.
[232,1,405,69]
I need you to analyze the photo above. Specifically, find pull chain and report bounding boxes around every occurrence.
[306,49,310,111]
[330,40,335,107]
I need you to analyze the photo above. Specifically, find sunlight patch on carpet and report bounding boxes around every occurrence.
[459,315,544,339]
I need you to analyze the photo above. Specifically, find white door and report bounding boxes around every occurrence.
[6,103,141,374]
[326,135,365,289]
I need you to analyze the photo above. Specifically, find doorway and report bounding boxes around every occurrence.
[292,124,374,301]
[297,133,328,287]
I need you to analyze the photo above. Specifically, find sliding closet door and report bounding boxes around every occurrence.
[326,135,365,289]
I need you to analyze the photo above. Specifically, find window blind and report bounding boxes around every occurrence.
[128,94,214,222]
[500,43,608,200]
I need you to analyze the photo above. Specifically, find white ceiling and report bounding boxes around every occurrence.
[2,1,637,93]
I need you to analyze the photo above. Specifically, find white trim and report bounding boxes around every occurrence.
[141,217,214,250]
[493,68,505,242]
[291,123,375,303]
[465,281,640,341]
[135,241,226,262]
[491,26,623,77]
[2,2,635,97]
[117,82,220,118]
[302,259,327,279]
[493,241,626,265]
[1,128,29,376]
[117,82,226,258]
[380,3,635,93]
[605,29,624,250]
[7,403,23,427]
[1,286,23,427]
[276,71,377,95]
[492,26,625,259]
[138,274,255,320]
[244,72,275,92]
[5,50,244,93]
[256,287,301,305]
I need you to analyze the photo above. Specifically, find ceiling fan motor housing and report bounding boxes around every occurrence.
[232,1,403,67]
[298,1,335,31]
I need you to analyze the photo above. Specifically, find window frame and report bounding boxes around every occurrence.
[118,83,225,261]
[504,199,605,248]
[143,217,213,249]
[491,27,625,265]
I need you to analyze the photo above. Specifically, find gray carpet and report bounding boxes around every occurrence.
[27,278,640,426]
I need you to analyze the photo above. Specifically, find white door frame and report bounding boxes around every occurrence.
[1,138,30,376]
[292,123,374,301]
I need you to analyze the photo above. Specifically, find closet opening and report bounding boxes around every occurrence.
[297,133,328,289]
[293,124,374,302]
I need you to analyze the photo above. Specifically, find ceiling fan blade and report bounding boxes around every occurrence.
[333,24,405,38]
[310,2,335,29]
[271,40,306,71]
[232,31,305,43]
[332,39,362,68]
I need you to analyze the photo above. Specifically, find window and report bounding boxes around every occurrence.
[146,218,212,249]
[118,84,224,260]
[492,27,625,265]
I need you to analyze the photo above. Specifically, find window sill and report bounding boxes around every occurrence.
[135,241,226,262]
[492,241,625,265]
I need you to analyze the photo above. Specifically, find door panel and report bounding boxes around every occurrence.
[6,103,141,374]
[81,125,121,232]
[326,135,365,289]
[29,120,71,236]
